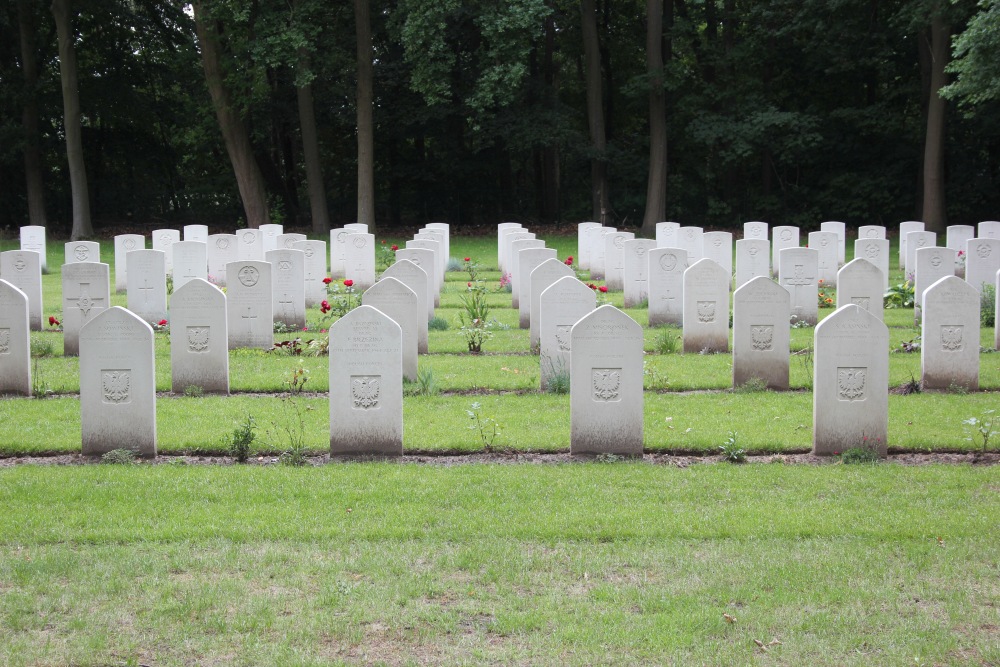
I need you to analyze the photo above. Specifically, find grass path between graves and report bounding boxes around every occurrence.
[0,464,997,666]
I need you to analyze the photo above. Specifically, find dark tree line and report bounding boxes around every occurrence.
[1,0,998,239]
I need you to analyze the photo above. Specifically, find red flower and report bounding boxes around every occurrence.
[323,277,333,284]
[588,283,597,290]
[391,244,398,251]
[320,300,331,314]
[464,257,471,262]
[467,282,472,287]
[381,239,386,244]
[599,286,608,293]
[48,316,60,326]
[343,279,354,287]
[158,319,168,326]
[564,258,573,266]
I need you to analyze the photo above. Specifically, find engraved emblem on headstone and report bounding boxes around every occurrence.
[941,325,964,351]
[216,237,230,250]
[713,237,723,247]
[685,229,696,240]
[238,266,260,287]
[866,245,879,259]
[780,229,792,241]
[337,231,347,242]
[697,300,716,323]
[978,243,991,258]
[930,254,942,268]
[0,328,9,354]
[69,283,101,317]
[748,246,759,257]
[124,238,136,250]
[284,238,296,248]
[555,325,572,351]
[614,235,625,249]
[592,368,621,402]
[187,326,210,353]
[821,237,829,247]
[102,370,131,404]
[13,257,26,272]
[750,227,761,237]
[303,246,314,258]
[750,325,773,351]
[866,229,878,237]
[659,253,678,271]
[837,367,866,401]
[74,245,89,261]
[351,375,381,409]
[278,260,291,271]
[353,236,367,249]
[241,231,256,244]
[851,296,871,311]
[917,236,928,247]
[159,233,171,244]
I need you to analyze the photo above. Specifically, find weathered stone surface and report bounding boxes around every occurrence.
[529,258,575,350]
[169,278,229,394]
[858,225,886,240]
[225,260,273,349]
[743,221,768,241]
[771,226,799,279]
[19,226,46,271]
[415,229,447,281]
[647,247,688,327]
[576,222,599,270]
[570,305,643,455]
[603,232,635,291]
[114,234,144,293]
[678,226,704,263]
[978,220,1000,239]
[778,247,819,326]
[622,239,657,308]
[904,231,936,278]
[266,248,306,330]
[914,246,955,322]
[813,304,888,456]
[921,276,979,391]
[735,239,770,289]
[836,258,885,322]
[947,225,974,276]
[965,238,1000,294]
[345,233,376,291]
[64,241,100,264]
[207,234,238,287]
[853,238,890,291]
[183,225,208,243]
[125,250,167,325]
[329,305,403,456]
[0,250,43,330]
[701,232,733,283]
[539,277,596,390]
[292,240,328,307]
[394,248,437,319]
[509,239,546,309]
[236,228,264,261]
[732,276,790,390]
[277,233,307,249]
[62,262,111,356]
[517,247,557,326]
[500,227,530,273]
[152,229,180,274]
[898,221,924,270]
[584,226,614,279]
[362,277,419,381]
[406,238,443,306]
[80,307,156,457]
[425,223,450,265]
[655,221,680,248]
[382,259,430,352]
[808,231,839,286]
[329,228,350,278]
[0,280,31,395]
[259,224,284,254]
[171,241,207,292]
[683,259,730,353]
[820,221,846,265]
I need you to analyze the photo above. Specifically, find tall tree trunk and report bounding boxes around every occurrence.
[921,10,949,232]
[355,0,376,232]
[581,0,610,223]
[297,49,330,233]
[18,0,47,229]
[641,0,667,237]
[192,0,271,229]
[51,0,92,240]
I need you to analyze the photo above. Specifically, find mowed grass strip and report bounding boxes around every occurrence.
[0,464,997,666]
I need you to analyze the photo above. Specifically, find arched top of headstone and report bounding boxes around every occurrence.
[650,247,689,272]
[532,257,575,280]
[364,275,416,301]
[926,274,977,300]
[684,257,728,280]
[384,258,427,280]
[171,277,225,305]
[734,275,789,302]
[814,303,887,341]
[542,276,599,303]
[571,304,641,338]
[332,304,402,337]
[838,257,882,280]
[80,305,153,341]
[0,278,28,304]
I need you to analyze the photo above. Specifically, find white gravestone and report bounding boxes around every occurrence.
[152,229,180,275]
[965,238,1000,294]
[183,224,208,243]
[655,221,680,249]
[539,277,596,390]
[647,247,688,326]
[259,224,284,254]
[395,249,437,319]
[19,226,46,271]
[226,261,273,349]
[743,221,768,241]
[771,226,799,278]
[362,277,419,381]
[207,234,238,286]
[416,229,447,281]
[517,247,557,326]
[382,259,429,352]
[898,221,924,270]
[406,238,443,305]
[330,228,350,279]
[813,304,889,456]
[808,231,839,286]
[500,223,526,269]
[114,234,144,293]
[62,262,111,356]
[921,276,979,391]
[603,232,635,291]
[64,241,100,264]
[946,225,974,276]
[0,280,31,395]
[732,277,790,390]
[996,270,1000,350]
[978,221,1000,239]
[344,223,368,233]
[170,278,229,394]
[576,222,599,270]
[585,226,614,279]
[622,239,657,308]
[126,250,167,325]
[425,223,450,265]
[678,226,704,262]
[292,240,328,307]
[735,239,770,289]
[172,241,208,292]
[79,307,156,457]
[510,239,546,309]
[853,238,890,291]
[500,227,530,273]
[529,258,575,350]
[858,225,886,240]
[236,228,264,261]
[0,250,43,330]
[570,305,644,455]
[344,233,376,291]
[701,232,733,285]
[836,258,885,323]
[265,248,306,330]
[329,305,403,456]
[778,247,819,326]
[904,231,936,278]
[820,221,846,265]
[277,233,307,249]
[682,259,730,353]
[914,246,956,322]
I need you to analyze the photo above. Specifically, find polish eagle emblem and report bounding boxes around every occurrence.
[102,371,130,404]
[187,327,210,353]
[592,368,621,401]
[697,301,716,323]
[838,368,866,401]
[941,326,963,351]
[0,328,9,354]
[555,325,572,351]
[750,325,772,351]
[352,376,380,409]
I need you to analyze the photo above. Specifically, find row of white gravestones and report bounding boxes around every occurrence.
[0,280,31,395]
[922,276,979,391]
[538,276,597,389]
[623,239,657,307]
[395,249,437,317]
[648,247,687,326]
[965,238,1000,294]
[170,279,230,394]
[382,260,430,351]
[913,246,956,322]
[530,259,576,349]
[0,251,43,330]
[732,277,790,390]
[329,224,367,278]
[62,263,111,356]
[683,259,730,353]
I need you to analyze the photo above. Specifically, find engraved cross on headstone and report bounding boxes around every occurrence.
[138,279,155,305]
[784,264,814,313]
[242,306,258,341]
[67,282,104,319]
[278,294,294,320]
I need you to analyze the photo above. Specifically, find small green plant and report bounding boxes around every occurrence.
[841,446,880,464]
[286,359,310,394]
[31,358,52,399]
[884,280,914,309]
[457,284,495,353]
[718,431,747,463]
[963,409,998,455]
[948,381,970,395]
[101,448,138,465]
[183,384,204,398]
[980,283,995,327]
[165,274,174,295]
[30,335,54,358]
[466,401,501,452]
[414,367,438,396]
[227,413,258,463]
[273,321,297,334]
[428,316,449,331]
[734,377,768,393]
[274,359,312,466]
[595,453,626,463]
[446,257,463,272]
[654,328,680,354]
[898,333,921,353]
[542,357,570,394]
